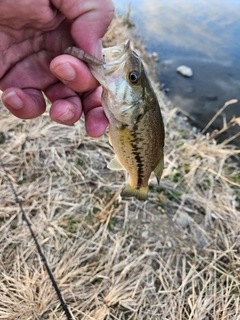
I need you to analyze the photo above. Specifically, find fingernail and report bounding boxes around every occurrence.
[53,62,76,81]
[57,108,74,122]
[2,91,23,109]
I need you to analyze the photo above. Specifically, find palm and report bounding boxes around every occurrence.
[0,0,114,137]
[0,20,73,91]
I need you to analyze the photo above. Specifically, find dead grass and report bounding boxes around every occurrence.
[0,15,240,320]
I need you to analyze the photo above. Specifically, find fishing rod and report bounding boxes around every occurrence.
[0,158,73,320]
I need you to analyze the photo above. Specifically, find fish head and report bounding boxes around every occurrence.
[89,40,146,125]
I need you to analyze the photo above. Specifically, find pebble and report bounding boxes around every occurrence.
[141,230,149,239]
[191,224,210,247]
[173,211,193,228]
[160,83,165,90]
[176,65,193,77]
[151,52,159,62]
[191,126,200,134]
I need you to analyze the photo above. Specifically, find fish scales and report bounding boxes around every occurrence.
[110,108,163,188]
[65,40,165,200]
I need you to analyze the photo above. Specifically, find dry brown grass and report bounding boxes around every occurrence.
[0,16,240,320]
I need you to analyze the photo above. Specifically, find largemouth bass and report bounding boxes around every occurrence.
[65,40,164,200]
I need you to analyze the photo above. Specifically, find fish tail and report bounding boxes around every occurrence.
[121,184,148,201]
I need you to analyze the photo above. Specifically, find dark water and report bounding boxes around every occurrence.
[113,0,240,144]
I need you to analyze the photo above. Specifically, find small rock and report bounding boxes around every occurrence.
[173,211,193,228]
[211,212,218,219]
[141,230,149,239]
[160,83,165,90]
[151,52,159,61]
[191,126,200,134]
[191,224,210,247]
[176,65,193,77]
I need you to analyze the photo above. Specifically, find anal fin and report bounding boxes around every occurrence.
[107,156,125,171]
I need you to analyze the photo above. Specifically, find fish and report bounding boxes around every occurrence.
[65,40,164,201]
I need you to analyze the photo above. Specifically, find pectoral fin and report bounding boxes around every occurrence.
[107,156,126,171]
[154,156,164,184]
[121,184,148,201]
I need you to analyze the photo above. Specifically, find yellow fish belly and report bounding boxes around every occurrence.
[108,112,164,201]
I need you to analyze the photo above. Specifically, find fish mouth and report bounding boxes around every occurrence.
[102,39,130,68]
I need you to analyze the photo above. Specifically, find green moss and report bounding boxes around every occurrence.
[152,184,186,202]
[61,215,82,233]
[176,142,184,148]
[93,206,100,214]
[107,217,118,230]
[77,157,85,166]
[172,172,183,183]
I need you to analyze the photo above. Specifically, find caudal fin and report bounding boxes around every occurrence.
[121,184,148,201]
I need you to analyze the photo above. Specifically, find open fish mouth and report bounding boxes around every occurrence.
[64,40,131,69]
[102,40,130,66]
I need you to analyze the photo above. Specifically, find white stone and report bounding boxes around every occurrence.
[141,230,149,239]
[176,65,193,77]
[173,211,193,228]
[151,52,159,61]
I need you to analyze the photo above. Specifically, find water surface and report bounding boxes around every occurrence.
[113,0,240,143]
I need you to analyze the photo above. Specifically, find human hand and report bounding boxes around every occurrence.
[0,0,114,137]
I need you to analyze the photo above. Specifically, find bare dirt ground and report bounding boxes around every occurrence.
[0,16,240,320]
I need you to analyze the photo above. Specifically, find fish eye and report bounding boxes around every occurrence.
[129,71,139,83]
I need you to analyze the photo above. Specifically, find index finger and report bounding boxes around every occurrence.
[52,0,114,56]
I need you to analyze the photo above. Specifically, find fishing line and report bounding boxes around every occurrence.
[0,159,73,320]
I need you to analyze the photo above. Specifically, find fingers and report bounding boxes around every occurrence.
[44,82,82,125]
[1,87,46,119]
[1,83,108,136]
[1,65,108,136]
[83,87,108,137]
[85,106,109,137]
[52,0,114,55]
[49,0,114,134]
[46,83,108,136]
[50,54,99,92]
[49,98,82,125]
[46,83,109,136]
[1,83,82,126]
[50,54,108,134]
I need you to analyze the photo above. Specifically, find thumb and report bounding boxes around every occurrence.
[51,0,114,55]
